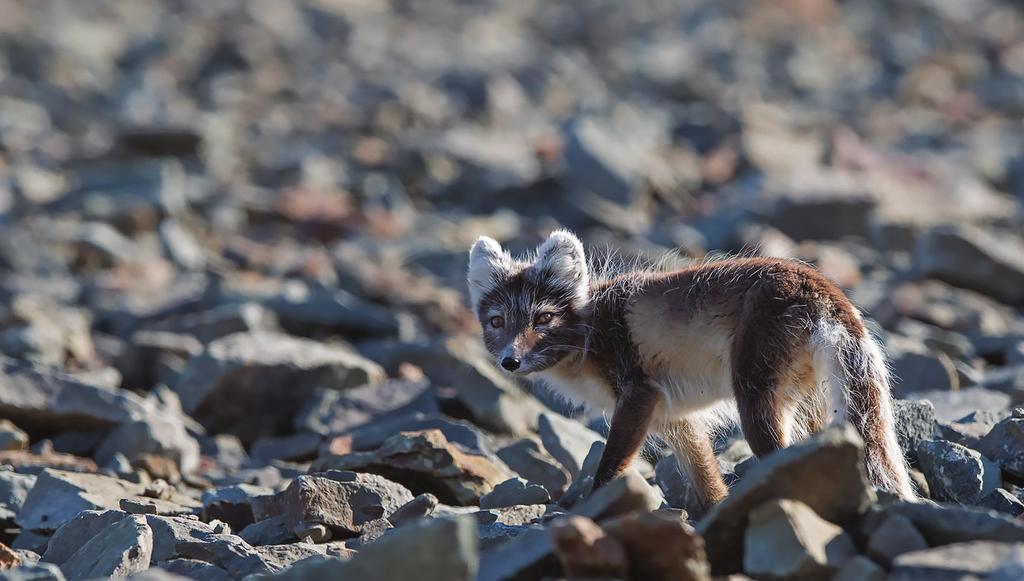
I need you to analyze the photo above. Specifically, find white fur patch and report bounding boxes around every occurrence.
[533,229,589,308]
[467,236,513,309]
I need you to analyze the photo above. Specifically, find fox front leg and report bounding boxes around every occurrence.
[592,384,660,489]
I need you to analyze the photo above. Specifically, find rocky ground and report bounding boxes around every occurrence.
[1,0,1024,579]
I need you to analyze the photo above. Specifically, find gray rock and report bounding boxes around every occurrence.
[158,220,205,271]
[147,303,279,344]
[0,562,65,581]
[173,332,385,442]
[977,489,1024,517]
[891,541,1024,580]
[238,516,297,546]
[248,433,321,465]
[537,412,604,479]
[173,533,274,578]
[477,527,559,581]
[868,502,1024,545]
[17,469,194,533]
[312,429,508,506]
[744,498,857,580]
[571,470,662,523]
[495,440,570,500]
[697,424,874,575]
[340,412,492,456]
[890,344,959,397]
[548,515,629,580]
[864,513,929,567]
[763,173,875,241]
[156,558,233,581]
[252,472,412,538]
[387,493,438,527]
[265,515,478,581]
[977,416,1024,480]
[913,224,1024,305]
[200,484,274,532]
[0,420,28,451]
[259,284,401,339]
[198,434,248,473]
[0,470,36,522]
[917,439,1000,504]
[42,510,128,565]
[0,358,147,433]
[142,515,222,562]
[833,555,885,581]
[294,380,438,436]
[252,543,332,571]
[479,478,550,509]
[905,387,1011,423]
[58,515,153,580]
[95,413,201,479]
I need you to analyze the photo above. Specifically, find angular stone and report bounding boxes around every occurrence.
[157,558,233,581]
[238,516,297,546]
[549,516,628,579]
[537,412,604,479]
[0,420,28,452]
[572,470,663,523]
[869,502,1024,546]
[17,470,196,533]
[42,510,128,565]
[477,527,559,581]
[0,358,147,434]
[655,453,708,520]
[173,332,385,443]
[906,388,1012,423]
[976,417,1024,480]
[697,424,874,575]
[312,429,507,505]
[295,380,438,437]
[864,513,929,567]
[890,346,959,398]
[913,224,1024,305]
[95,415,200,479]
[744,499,856,581]
[336,412,492,456]
[147,303,279,344]
[142,515,220,562]
[833,555,885,581]
[977,489,1024,517]
[264,516,478,581]
[479,478,550,509]
[201,484,273,532]
[248,433,322,465]
[252,472,412,538]
[495,440,570,499]
[0,562,65,580]
[174,534,274,578]
[602,510,711,581]
[387,493,438,527]
[891,541,1024,580]
[0,470,35,522]
[58,515,152,580]
[917,439,1000,504]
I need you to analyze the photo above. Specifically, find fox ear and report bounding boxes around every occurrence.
[468,236,512,309]
[535,229,588,308]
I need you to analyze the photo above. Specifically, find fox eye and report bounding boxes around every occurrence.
[535,312,555,325]
[489,315,505,328]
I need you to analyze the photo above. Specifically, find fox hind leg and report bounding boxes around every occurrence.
[659,416,729,513]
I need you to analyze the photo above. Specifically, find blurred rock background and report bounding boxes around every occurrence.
[1,0,1024,579]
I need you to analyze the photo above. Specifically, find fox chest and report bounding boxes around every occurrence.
[537,365,618,413]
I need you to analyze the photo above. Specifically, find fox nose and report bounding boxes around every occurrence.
[501,357,521,371]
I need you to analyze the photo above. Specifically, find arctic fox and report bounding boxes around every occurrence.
[467,230,915,507]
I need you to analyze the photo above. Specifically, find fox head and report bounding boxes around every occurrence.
[467,230,590,375]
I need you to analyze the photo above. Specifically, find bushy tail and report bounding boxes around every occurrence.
[814,321,917,500]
